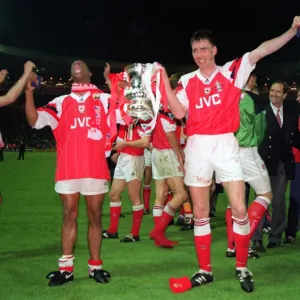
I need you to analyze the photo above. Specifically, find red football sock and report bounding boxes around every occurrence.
[232,216,250,268]
[88,259,102,274]
[107,202,121,233]
[149,204,178,248]
[194,218,212,272]
[155,211,174,233]
[153,205,164,226]
[225,206,234,250]
[155,203,176,233]
[143,185,151,211]
[130,205,144,236]
[248,196,270,238]
[58,254,74,273]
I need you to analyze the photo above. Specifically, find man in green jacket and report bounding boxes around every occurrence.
[225,72,271,259]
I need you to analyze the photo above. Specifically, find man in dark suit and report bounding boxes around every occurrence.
[259,80,300,248]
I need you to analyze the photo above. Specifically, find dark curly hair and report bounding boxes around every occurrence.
[169,72,185,90]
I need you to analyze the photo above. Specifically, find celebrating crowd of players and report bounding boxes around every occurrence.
[1,15,300,294]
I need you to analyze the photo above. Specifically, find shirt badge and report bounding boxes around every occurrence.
[78,105,85,113]
[204,87,211,95]
[214,81,223,92]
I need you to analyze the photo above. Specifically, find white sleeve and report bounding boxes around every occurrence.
[176,83,189,110]
[100,92,111,114]
[160,118,176,132]
[115,108,126,125]
[33,95,65,130]
[220,52,255,89]
[33,111,59,130]
[115,103,129,125]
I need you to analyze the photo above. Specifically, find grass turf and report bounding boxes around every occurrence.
[1,152,300,300]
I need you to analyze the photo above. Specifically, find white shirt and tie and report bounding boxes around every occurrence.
[270,103,283,128]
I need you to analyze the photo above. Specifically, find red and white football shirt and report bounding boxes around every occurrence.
[117,123,152,156]
[152,113,177,150]
[176,52,255,136]
[34,88,111,181]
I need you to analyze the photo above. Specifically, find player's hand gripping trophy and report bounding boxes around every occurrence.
[115,62,167,128]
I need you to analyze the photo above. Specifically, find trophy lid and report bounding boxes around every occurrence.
[124,63,146,75]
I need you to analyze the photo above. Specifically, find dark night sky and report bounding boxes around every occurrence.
[0,0,299,68]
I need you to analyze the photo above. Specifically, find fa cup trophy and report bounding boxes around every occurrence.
[124,63,153,121]
[122,62,164,127]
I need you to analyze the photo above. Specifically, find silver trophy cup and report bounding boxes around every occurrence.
[124,63,154,121]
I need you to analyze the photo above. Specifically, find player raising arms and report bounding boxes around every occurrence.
[162,16,300,293]
[25,61,112,287]
[0,61,36,107]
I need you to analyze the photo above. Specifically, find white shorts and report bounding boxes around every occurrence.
[152,148,184,180]
[114,153,145,182]
[184,133,243,187]
[55,178,109,195]
[240,147,271,194]
[144,148,152,167]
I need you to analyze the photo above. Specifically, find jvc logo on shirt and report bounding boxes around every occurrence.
[195,93,221,109]
[70,117,91,129]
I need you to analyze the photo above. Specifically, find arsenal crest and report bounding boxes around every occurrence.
[78,105,85,113]
[204,87,211,95]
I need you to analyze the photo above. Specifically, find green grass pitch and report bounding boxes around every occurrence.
[1,152,300,300]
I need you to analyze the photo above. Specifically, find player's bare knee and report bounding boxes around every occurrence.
[176,189,188,203]
[128,192,142,206]
[109,190,121,202]
[63,205,78,222]
[231,205,247,220]
[169,186,187,206]
[193,211,210,219]
[127,180,142,205]
[155,191,167,206]
[87,209,102,225]
[163,190,169,200]
[193,204,210,219]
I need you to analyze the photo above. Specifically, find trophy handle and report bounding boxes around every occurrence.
[141,63,165,131]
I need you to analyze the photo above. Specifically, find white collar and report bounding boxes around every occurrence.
[270,102,282,112]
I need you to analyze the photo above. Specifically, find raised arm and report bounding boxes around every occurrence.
[25,73,61,130]
[113,135,151,151]
[160,68,187,119]
[0,61,36,108]
[103,63,112,90]
[25,73,39,126]
[248,16,300,66]
[0,69,8,84]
